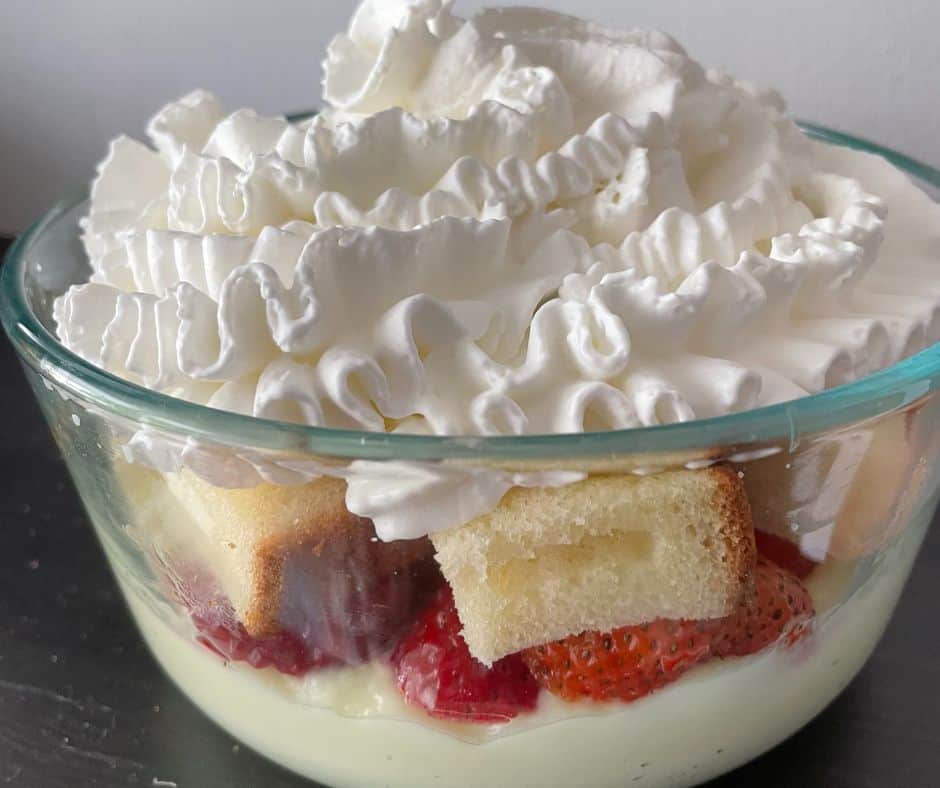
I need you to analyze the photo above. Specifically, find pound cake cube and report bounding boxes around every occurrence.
[165,471,436,660]
[431,466,755,665]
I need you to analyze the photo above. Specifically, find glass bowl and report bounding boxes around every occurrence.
[3,124,940,788]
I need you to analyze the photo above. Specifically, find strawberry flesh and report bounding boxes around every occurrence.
[191,599,334,676]
[755,530,818,579]
[524,557,815,703]
[715,556,815,657]
[390,587,539,722]
[277,533,442,664]
[172,566,334,676]
[523,617,724,703]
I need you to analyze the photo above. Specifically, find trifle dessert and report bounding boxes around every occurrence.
[8,1,940,786]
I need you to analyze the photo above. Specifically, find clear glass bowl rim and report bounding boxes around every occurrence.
[3,122,940,462]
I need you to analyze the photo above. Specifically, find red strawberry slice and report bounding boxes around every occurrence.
[390,587,539,722]
[173,567,334,676]
[524,558,815,704]
[276,530,441,665]
[754,530,818,579]
[715,556,815,657]
[523,617,726,703]
[190,598,334,676]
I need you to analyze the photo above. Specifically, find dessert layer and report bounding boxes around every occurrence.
[148,461,764,663]
[51,0,940,536]
[55,5,940,438]
[122,435,925,665]
[116,511,925,788]
[49,0,940,539]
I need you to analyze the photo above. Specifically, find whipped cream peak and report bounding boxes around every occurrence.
[53,0,940,538]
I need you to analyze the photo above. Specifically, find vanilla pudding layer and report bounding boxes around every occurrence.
[111,504,927,788]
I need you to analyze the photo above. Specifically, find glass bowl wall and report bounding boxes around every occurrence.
[2,125,940,788]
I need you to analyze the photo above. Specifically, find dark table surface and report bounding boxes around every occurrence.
[1,235,939,788]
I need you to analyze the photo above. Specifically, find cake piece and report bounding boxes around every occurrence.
[164,471,439,662]
[431,466,755,665]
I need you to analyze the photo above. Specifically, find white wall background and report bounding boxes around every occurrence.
[2,0,938,234]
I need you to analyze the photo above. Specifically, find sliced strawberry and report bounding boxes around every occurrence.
[277,530,442,664]
[523,617,726,703]
[524,558,815,703]
[190,599,334,676]
[390,587,539,722]
[172,566,334,676]
[187,591,335,676]
[715,556,815,657]
[754,530,818,579]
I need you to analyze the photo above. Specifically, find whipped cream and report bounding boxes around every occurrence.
[53,0,940,536]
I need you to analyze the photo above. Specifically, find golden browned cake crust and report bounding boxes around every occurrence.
[243,478,366,635]
[709,464,758,603]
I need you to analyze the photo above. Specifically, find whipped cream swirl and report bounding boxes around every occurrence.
[53,0,940,534]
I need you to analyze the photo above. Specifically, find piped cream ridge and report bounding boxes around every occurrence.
[52,0,940,537]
